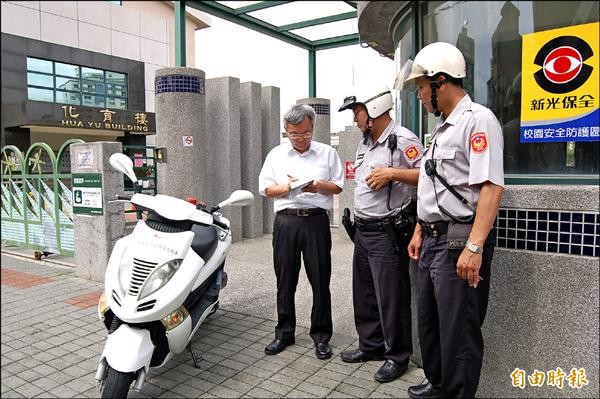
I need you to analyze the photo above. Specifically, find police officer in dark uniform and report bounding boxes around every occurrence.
[397,42,505,398]
[338,85,423,383]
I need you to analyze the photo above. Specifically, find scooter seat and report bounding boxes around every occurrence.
[190,224,218,260]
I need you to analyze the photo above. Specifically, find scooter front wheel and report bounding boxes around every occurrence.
[102,365,135,399]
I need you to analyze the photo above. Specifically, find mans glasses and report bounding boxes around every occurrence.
[287,132,312,139]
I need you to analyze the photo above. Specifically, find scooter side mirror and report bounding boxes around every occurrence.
[217,190,254,209]
[109,153,138,184]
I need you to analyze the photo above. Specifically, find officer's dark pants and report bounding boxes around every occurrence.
[417,232,494,398]
[272,212,333,344]
[352,228,412,365]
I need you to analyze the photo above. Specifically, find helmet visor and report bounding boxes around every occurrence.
[338,95,357,112]
[394,59,428,91]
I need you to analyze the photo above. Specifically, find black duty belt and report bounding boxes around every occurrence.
[355,216,394,232]
[418,219,449,237]
[277,208,327,217]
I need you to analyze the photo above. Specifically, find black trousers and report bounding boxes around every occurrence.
[272,212,333,344]
[417,233,494,398]
[352,228,412,365]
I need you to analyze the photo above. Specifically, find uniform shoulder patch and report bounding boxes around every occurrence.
[403,144,420,160]
[470,132,488,153]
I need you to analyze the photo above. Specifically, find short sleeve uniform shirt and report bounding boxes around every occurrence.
[417,94,504,222]
[353,121,423,219]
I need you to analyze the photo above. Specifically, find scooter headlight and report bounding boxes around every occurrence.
[138,258,182,300]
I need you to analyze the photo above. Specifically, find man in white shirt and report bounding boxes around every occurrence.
[258,104,344,360]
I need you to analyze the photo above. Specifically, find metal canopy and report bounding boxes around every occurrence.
[177,1,359,97]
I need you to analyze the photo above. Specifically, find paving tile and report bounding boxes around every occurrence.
[326,390,356,398]
[335,382,373,398]
[219,376,254,394]
[185,376,217,392]
[285,388,319,398]
[246,386,282,398]
[296,381,334,397]
[257,379,294,396]
[2,375,27,389]
[2,390,25,398]
[266,372,302,389]
[374,382,411,397]
[1,253,428,399]
[208,384,244,398]
[0,269,54,289]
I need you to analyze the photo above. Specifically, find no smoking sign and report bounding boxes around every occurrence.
[182,135,193,147]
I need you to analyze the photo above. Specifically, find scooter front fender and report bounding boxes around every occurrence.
[102,325,154,373]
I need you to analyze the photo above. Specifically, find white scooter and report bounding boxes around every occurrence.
[95,153,253,398]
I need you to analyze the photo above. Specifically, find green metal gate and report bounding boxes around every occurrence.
[1,140,84,256]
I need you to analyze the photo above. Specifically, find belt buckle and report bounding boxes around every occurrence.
[297,209,310,217]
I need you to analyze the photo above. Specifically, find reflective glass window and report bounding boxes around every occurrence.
[27,58,52,74]
[106,97,127,109]
[56,90,81,105]
[26,57,129,110]
[27,72,53,88]
[81,81,105,94]
[82,67,104,81]
[55,77,80,91]
[82,94,105,107]
[106,71,126,86]
[55,62,80,78]
[28,87,53,102]
[395,1,599,177]
[107,83,127,96]
[421,1,599,175]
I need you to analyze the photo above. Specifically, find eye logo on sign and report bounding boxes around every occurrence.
[534,36,593,93]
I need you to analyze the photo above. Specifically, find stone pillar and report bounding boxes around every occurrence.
[154,68,206,201]
[296,98,331,145]
[71,142,125,282]
[205,77,243,242]
[240,82,263,239]
[261,86,280,234]
[337,125,360,241]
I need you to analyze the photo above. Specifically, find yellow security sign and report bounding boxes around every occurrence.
[520,22,599,143]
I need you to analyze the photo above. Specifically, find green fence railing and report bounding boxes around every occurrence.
[1,140,84,256]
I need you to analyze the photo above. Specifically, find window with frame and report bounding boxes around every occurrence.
[394,1,599,181]
[26,57,128,110]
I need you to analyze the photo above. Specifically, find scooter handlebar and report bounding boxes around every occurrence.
[115,194,133,201]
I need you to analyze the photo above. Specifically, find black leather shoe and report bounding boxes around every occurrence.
[407,382,445,398]
[264,338,294,355]
[374,359,408,383]
[315,342,332,360]
[340,348,385,363]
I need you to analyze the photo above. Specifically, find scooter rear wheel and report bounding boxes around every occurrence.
[102,366,135,399]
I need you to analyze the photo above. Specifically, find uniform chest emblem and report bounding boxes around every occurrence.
[471,132,488,153]
[403,144,420,160]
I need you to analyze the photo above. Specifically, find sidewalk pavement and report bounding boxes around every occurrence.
[1,229,424,398]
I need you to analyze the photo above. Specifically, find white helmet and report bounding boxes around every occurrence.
[338,85,393,119]
[394,42,466,90]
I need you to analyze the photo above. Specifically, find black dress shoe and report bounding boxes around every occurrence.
[340,348,385,363]
[407,382,444,398]
[264,338,294,355]
[374,359,408,383]
[315,342,332,360]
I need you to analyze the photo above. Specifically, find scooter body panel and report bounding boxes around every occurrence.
[105,222,223,324]
[102,324,154,373]
[165,313,192,354]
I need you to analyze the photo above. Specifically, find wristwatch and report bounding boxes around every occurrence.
[465,241,483,254]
